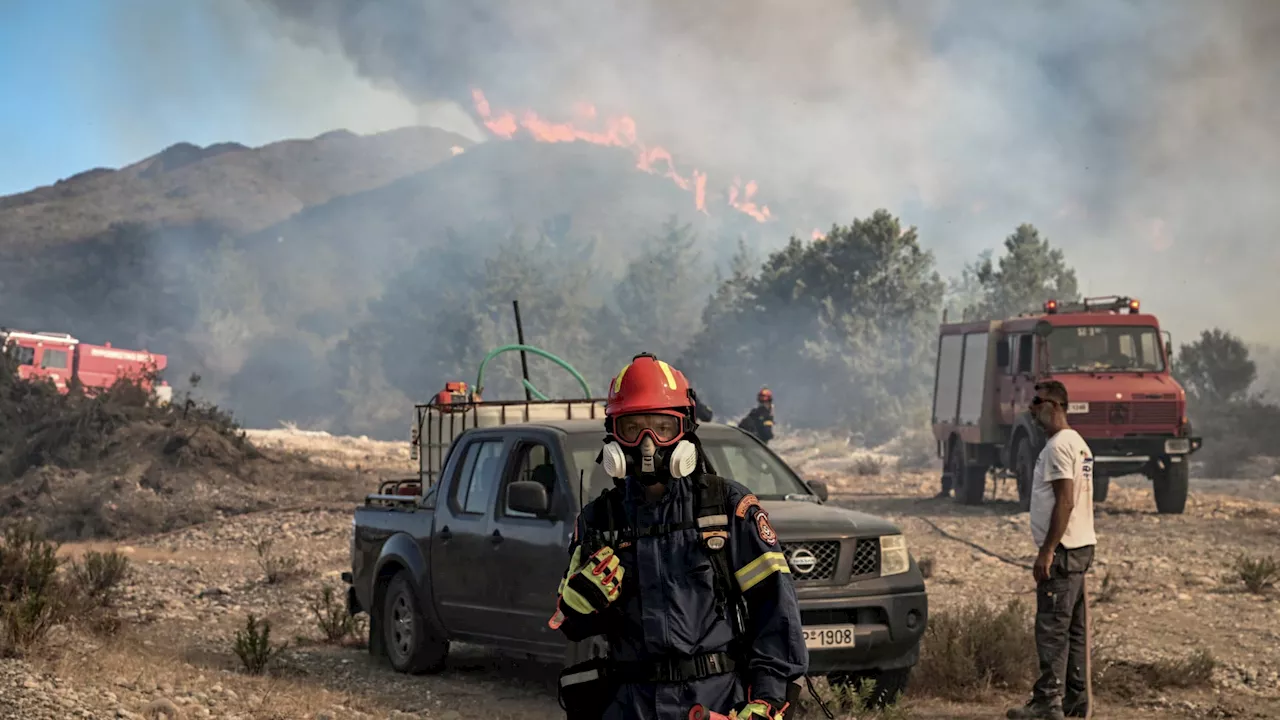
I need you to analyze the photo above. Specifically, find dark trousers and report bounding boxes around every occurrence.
[1033,544,1095,708]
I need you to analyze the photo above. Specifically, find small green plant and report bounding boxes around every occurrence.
[67,550,131,608]
[310,585,356,643]
[252,538,303,585]
[1233,554,1279,594]
[809,676,912,719]
[233,613,287,675]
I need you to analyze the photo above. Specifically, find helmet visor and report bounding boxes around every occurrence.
[614,413,684,446]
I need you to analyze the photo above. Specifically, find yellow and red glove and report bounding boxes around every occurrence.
[559,546,624,615]
[731,698,786,720]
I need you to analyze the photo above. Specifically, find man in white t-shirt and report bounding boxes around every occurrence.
[1008,380,1096,720]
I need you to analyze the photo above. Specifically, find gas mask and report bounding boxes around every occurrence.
[600,436,698,484]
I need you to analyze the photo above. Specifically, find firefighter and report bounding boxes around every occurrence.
[549,353,807,720]
[737,387,775,444]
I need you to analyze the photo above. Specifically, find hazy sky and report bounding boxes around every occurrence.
[1,0,1276,345]
[0,0,479,196]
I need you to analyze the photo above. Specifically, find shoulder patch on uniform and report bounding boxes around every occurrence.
[755,511,777,546]
[735,493,760,518]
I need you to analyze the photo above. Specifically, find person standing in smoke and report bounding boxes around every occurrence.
[549,353,806,720]
[737,387,775,444]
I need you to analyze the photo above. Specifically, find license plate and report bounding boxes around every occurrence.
[1067,402,1090,414]
[1164,438,1191,454]
[803,625,856,649]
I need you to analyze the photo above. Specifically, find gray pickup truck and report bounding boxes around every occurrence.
[344,412,929,699]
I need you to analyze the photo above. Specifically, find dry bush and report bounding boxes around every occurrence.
[233,613,287,675]
[1094,648,1217,700]
[0,524,73,656]
[891,426,938,472]
[253,538,304,585]
[310,585,357,643]
[1231,554,1279,594]
[913,599,1036,701]
[67,550,131,608]
[916,556,935,580]
[851,455,886,476]
[1092,570,1120,604]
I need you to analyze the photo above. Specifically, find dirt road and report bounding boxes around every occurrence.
[3,428,1278,719]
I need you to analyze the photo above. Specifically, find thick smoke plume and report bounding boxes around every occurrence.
[255,0,1280,343]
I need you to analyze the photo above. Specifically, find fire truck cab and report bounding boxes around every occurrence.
[931,296,1202,515]
[1,328,172,404]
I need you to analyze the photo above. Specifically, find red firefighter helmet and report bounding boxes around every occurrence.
[758,386,773,404]
[606,353,694,416]
[605,353,696,447]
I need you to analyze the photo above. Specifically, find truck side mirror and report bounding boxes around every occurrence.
[807,480,829,502]
[1034,320,1053,339]
[508,480,551,516]
[995,341,1010,368]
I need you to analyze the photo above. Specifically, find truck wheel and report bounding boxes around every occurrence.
[827,667,911,708]
[1014,438,1035,511]
[1152,460,1189,515]
[948,442,987,506]
[382,571,448,674]
[1093,476,1110,503]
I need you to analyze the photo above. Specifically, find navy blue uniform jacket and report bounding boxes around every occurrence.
[552,474,808,719]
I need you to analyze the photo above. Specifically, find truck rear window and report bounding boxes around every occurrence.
[565,433,810,502]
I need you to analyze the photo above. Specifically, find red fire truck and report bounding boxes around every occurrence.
[1,328,172,404]
[931,295,1202,514]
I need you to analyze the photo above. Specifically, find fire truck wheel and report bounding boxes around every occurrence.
[1093,476,1110,503]
[1014,439,1036,511]
[1152,461,1189,515]
[948,440,988,506]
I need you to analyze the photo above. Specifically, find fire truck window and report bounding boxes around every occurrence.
[1016,335,1034,373]
[13,346,35,366]
[40,348,69,370]
[504,442,556,518]
[1049,326,1166,372]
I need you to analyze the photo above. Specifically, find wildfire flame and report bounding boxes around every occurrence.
[811,228,824,240]
[472,89,768,222]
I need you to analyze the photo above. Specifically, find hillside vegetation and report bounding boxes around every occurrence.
[0,129,1275,470]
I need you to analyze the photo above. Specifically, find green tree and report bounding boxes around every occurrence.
[1175,328,1257,405]
[605,216,706,364]
[945,249,991,322]
[970,224,1079,318]
[682,210,945,442]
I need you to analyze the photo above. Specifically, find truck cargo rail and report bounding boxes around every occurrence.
[412,398,608,490]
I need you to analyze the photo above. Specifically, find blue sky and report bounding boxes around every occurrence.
[0,0,469,197]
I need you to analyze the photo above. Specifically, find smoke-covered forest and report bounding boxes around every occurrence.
[5,193,1272,479]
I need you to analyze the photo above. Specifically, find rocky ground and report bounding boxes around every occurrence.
[3,427,1279,719]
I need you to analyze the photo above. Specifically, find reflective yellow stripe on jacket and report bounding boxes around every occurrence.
[734,551,790,592]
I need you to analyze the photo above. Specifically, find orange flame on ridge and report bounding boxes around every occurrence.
[472,89,769,222]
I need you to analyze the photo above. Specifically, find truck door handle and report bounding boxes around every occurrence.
[438,526,452,541]
[490,529,503,545]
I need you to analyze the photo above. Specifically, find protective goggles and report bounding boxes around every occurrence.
[613,413,685,447]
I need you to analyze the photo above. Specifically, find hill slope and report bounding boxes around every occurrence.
[0,126,474,249]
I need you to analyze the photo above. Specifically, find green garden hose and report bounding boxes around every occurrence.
[475,344,594,400]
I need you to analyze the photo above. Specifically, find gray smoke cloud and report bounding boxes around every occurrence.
[249,0,1280,345]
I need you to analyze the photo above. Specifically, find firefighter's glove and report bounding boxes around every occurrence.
[731,698,786,720]
[561,546,624,615]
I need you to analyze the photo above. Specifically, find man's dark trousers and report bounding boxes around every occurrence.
[1034,544,1095,711]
